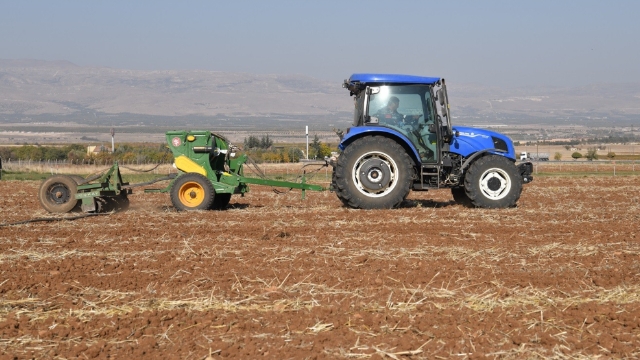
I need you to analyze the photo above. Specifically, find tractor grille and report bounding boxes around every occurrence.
[492,137,508,152]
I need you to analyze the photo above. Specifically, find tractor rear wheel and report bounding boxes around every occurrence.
[464,155,522,208]
[451,186,472,207]
[170,173,214,211]
[210,193,231,210]
[334,136,413,209]
[38,175,79,213]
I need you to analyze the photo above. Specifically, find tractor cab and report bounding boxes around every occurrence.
[344,74,453,164]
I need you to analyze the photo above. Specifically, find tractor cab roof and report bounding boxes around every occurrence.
[348,73,441,85]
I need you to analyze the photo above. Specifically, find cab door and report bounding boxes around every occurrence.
[417,89,439,163]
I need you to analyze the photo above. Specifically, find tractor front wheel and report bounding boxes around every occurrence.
[464,155,522,208]
[170,173,214,211]
[333,136,413,209]
[38,175,79,213]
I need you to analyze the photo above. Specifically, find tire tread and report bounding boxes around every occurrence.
[464,155,522,208]
[333,136,414,209]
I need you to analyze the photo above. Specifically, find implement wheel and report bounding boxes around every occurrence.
[38,175,79,213]
[211,193,231,210]
[170,173,214,211]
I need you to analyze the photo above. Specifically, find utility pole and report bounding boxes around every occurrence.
[632,124,635,155]
[305,126,309,160]
[110,128,115,153]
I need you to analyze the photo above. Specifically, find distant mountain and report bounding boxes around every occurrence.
[1,59,639,126]
[0,59,349,119]
[449,82,640,125]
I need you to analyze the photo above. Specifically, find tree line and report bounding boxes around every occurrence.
[242,134,334,163]
[0,135,336,164]
[515,134,640,147]
[0,143,173,163]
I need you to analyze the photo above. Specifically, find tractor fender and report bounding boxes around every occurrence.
[338,127,421,166]
[460,149,511,171]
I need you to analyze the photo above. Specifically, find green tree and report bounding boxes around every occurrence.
[42,147,66,161]
[318,143,332,158]
[14,145,44,160]
[585,147,598,161]
[571,152,582,160]
[67,150,86,163]
[0,147,14,160]
[287,147,304,162]
[311,134,321,156]
[259,135,273,149]
[122,152,136,163]
[63,144,85,153]
[554,152,562,161]
[243,136,260,149]
[607,152,616,159]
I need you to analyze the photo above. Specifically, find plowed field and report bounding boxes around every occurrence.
[1,176,640,359]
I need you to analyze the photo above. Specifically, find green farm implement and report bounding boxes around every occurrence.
[38,130,326,213]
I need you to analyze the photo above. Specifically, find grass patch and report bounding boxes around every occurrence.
[0,171,50,181]
[609,155,640,160]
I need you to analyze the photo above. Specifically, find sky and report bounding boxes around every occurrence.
[1,1,639,88]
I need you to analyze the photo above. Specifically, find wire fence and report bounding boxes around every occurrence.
[528,160,639,175]
[0,158,174,176]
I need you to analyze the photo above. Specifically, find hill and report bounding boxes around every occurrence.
[1,59,639,128]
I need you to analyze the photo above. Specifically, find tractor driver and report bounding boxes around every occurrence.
[376,96,404,126]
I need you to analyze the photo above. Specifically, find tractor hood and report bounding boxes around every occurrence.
[451,126,516,160]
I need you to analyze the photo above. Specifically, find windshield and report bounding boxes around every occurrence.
[367,85,434,125]
[365,85,437,161]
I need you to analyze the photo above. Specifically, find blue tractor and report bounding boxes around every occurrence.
[331,74,533,209]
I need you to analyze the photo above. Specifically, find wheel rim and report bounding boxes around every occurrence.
[46,183,72,205]
[178,181,205,207]
[352,151,398,198]
[479,167,511,200]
